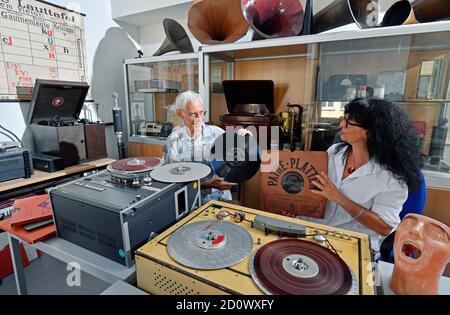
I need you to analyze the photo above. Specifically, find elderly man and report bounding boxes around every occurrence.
[164,91,246,202]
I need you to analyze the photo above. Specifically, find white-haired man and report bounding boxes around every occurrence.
[164,91,247,202]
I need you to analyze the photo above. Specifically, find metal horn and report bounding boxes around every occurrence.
[241,0,304,39]
[313,0,379,34]
[187,0,249,45]
[153,19,194,56]
[381,1,417,27]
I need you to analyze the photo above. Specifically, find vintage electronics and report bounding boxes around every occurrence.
[28,80,107,167]
[136,201,375,295]
[48,158,202,267]
[138,122,163,137]
[32,153,64,173]
[220,80,280,148]
[134,80,181,93]
[280,104,304,150]
[0,146,34,183]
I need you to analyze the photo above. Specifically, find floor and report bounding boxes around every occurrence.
[0,254,110,295]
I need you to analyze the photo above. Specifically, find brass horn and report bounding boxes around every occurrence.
[382,0,450,26]
[187,0,249,45]
[241,0,305,39]
[153,19,194,56]
[313,0,380,34]
[381,1,417,27]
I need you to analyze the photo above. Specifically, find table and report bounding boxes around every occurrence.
[0,158,115,195]
[7,233,136,295]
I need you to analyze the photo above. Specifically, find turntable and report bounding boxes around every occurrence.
[135,200,375,295]
[49,158,205,267]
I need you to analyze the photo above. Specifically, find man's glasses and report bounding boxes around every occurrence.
[344,117,366,128]
[182,110,207,119]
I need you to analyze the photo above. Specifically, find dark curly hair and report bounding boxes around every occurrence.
[336,98,422,191]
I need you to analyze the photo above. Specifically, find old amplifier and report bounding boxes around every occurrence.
[136,201,375,295]
[0,146,34,183]
[48,161,201,267]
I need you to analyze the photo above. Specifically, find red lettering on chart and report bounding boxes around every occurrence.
[2,36,13,46]
[48,30,53,37]
[49,53,56,59]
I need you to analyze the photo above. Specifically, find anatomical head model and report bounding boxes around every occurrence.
[390,214,450,295]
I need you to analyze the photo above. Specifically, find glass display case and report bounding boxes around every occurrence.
[124,53,199,144]
[200,22,450,184]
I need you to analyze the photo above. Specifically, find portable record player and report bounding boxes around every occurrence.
[49,158,205,267]
[135,200,375,295]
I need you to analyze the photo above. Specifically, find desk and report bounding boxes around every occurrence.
[7,233,136,295]
[0,158,115,195]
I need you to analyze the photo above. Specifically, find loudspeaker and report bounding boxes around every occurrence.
[153,19,194,56]
[313,0,379,34]
[241,0,304,39]
[187,0,249,45]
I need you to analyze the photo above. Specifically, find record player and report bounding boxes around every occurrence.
[220,81,281,149]
[49,158,204,267]
[135,200,376,295]
[220,80,280,127]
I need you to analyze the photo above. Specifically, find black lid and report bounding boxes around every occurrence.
[27,79,89,124]
[222,80,274,114]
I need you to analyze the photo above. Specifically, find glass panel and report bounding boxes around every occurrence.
[317,31,450,176]
[126,58,199,138]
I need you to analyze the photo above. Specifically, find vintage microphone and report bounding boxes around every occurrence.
[112,92,126,160]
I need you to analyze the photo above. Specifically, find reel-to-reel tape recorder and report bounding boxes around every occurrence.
[136,200,376,295]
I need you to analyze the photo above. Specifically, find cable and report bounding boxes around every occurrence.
[0,130,16,142]
[0,124,23,147]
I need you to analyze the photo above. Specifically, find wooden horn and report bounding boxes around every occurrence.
[187,0,249,45]
[313,0,380,34]
[241,0,304,39]
[412,0,450,23]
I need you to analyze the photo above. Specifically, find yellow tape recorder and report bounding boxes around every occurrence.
[136,201,376,295]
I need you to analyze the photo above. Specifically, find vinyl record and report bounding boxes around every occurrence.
[249,239,353,295]
[211,133,260,183]
[167,220,253,270]
[150,162,211,183]
[109,157,162,173]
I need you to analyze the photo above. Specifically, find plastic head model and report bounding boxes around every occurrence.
[390,213,450,295]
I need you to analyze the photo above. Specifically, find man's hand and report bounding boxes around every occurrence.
[237,129,253,137]
[202,176,237,190]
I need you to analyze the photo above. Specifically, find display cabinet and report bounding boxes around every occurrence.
[123,53,199,150]
[200,21,450,189]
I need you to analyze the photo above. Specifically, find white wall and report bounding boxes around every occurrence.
[0,0,138,159]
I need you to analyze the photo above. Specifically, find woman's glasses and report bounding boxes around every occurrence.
[182,110,207,119]
[344,117,366,128]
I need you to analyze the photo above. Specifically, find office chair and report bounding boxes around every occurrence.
[379,171,427,262]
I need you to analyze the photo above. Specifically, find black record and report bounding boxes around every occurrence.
[210,133,260,183]
[250,239,353,295]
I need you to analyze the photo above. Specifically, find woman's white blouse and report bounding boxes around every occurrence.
[302,144,408,252]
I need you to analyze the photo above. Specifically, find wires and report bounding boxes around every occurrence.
[0,130,16,142]
[0,124,23,147]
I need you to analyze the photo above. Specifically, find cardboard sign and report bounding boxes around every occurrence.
[260,150,328,219]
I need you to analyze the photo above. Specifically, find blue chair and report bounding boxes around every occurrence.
[379,172,427,262]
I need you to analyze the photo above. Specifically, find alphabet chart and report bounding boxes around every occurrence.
[0,0,88,100]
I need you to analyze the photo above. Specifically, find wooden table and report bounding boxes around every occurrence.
[0,158,115,195]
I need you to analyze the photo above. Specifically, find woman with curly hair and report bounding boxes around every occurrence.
[307,98,422,252]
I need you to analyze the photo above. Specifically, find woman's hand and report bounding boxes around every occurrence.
[311,172,344,204]
[237,128,253,137]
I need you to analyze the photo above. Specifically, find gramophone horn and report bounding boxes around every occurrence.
[313,0,379,34]
[412,0,450,23]
[187,0,249,45]
[381,1,417,27]
[241,0,304,39]
[153,19,194,56]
